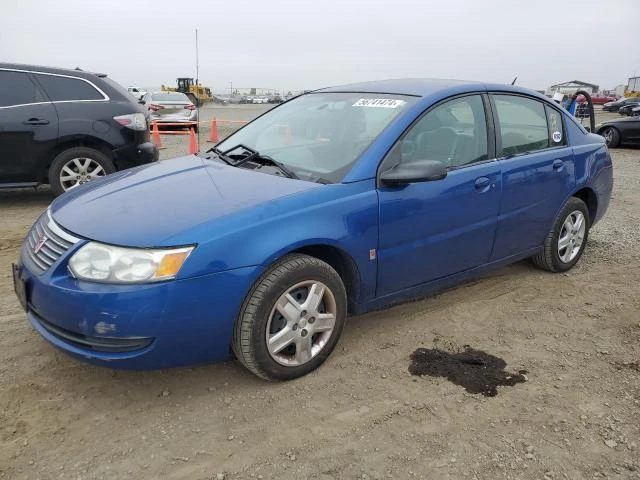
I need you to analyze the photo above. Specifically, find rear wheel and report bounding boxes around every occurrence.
[49,147,115,196]
[233,254,347,381]
[601,127,620,148]
[532,197,590,273]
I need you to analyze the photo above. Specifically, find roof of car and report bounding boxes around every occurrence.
[0,62,107,78]
[316,78,538,98]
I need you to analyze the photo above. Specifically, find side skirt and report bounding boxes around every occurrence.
[354,246,542,315]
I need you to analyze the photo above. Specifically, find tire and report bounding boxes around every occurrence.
[233,254,347,381]
[49,147,116,196]
[532,197,590,273]
[601,127,620,148]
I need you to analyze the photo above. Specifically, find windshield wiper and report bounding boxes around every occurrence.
[207,147,234,165]
[223,144,300,180]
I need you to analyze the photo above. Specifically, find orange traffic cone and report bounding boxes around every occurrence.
[188,127,198,154]
[207,117,219,143]
[151,122,165,149]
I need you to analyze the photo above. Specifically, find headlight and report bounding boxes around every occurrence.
[68,242,194,284]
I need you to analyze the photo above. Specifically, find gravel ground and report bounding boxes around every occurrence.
[0,108,638,480]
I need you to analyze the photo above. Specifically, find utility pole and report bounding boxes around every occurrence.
[229,81,233,95]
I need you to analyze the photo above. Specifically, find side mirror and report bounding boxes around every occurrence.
[380,160,447,186]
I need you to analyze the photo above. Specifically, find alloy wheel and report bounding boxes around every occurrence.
[558,210,586,263]
[266,281,337,366]
[59,157,106,191]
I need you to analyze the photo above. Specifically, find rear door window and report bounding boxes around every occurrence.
[492,95,550,156]
[0,70,47,107]
[35,74,105,101]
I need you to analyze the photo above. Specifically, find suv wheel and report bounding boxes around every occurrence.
[49,147,115,196]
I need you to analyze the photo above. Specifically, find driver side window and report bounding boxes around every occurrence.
[392,95,488,169]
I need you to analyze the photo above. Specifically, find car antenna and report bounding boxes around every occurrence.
[511,76,517,85]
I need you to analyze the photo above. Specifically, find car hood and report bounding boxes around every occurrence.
[51,155,320,247]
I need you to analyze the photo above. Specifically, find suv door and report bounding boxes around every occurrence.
[0,69,59,185]
[488,94,575,260]
[376,94,501,296]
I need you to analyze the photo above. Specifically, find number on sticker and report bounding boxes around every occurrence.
[352,98,406,108]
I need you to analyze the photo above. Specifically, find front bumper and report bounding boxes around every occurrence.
[112,141,159,171]
[16,246,261,370]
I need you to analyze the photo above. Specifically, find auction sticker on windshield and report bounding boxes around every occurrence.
[353,98,406,108]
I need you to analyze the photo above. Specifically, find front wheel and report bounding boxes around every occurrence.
[233,254,347,381]
[49,147,115,196]
[532,197,590,273]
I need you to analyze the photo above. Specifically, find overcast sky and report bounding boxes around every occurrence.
[1,0,638,93]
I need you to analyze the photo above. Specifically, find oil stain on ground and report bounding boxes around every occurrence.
[409,347,527,397]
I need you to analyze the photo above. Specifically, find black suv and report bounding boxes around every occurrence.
[0,63,158,196]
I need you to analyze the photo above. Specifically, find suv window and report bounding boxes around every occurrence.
[35,74,104,101]
[493,95,550,156]
[388,94,488,169]
[0,70,46,107]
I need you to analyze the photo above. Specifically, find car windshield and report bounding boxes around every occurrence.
[214,92,417,183]
[151,92,189,102]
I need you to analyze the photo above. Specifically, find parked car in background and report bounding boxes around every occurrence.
[14,79,612,380]
[618,101,640,115]
[141,91,198,131]
[603,97,638,112]
[579,94,616,105]
[252,96,269,104]
[127,86,146,101]
[0,63,158,196]
[597,116,640,147]
[631,106,640,117]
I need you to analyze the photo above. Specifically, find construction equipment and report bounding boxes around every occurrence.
[161,78,212,105]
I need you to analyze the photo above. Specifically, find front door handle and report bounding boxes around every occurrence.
[552,159,564,171]
[23,118,50,126]
[474,177,492,193]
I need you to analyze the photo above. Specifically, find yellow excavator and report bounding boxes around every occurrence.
[161,78,212,105]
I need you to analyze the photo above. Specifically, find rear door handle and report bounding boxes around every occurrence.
[474,177,492,193]
[552,159,564,171]
[22,118,50,126]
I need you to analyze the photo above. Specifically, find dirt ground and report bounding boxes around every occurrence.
[0,109,639,480]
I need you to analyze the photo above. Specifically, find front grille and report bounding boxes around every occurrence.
[24,210,81,273]
[33,313,154,353]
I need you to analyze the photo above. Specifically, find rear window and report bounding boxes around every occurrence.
[151,92,189,102]
[0,70,46,107]
[35,74,104,101]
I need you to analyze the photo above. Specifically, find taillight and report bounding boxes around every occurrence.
[184,104,196,111]
[149,104,164,112]
[113,113,147,131]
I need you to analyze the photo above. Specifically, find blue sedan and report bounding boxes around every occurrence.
[14,79,613,380]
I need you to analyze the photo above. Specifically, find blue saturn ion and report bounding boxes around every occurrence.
[13,79,613,380]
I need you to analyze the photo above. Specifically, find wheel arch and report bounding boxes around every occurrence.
[572,186,598,224]
[264,243,362,314]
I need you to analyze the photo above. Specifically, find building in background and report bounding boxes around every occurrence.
[628,76,640,93]
[546,80,599,96]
